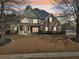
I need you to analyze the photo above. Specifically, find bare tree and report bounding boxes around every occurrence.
[73,0,79,42]
[51,0,79,42]
[0,0,29,46]
[60,0,79,42]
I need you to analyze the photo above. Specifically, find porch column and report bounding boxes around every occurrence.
[18,24,20,34]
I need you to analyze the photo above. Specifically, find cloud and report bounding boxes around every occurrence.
[0,0,62,13]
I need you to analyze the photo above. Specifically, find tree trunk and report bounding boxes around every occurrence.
[75,0,79,42]
[76,23,79,41]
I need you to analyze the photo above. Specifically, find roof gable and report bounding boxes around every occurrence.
[24,6,49,19]
[25,6,40,19]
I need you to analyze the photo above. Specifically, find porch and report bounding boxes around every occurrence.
[19,25,40,35]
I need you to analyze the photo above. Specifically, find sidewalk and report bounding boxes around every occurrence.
[0,52,79,59]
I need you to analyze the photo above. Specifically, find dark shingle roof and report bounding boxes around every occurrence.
[24,6,49,19]
[34,8,49,19]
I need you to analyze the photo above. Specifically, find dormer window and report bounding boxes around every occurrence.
[49,17,52,22]
[33,19,38,23]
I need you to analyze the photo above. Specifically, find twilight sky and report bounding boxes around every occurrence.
[1,0,72,14]
[3,0,61,13]
[29,0,60,13]
[17,0,61,13]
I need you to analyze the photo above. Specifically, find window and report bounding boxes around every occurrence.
[33,19,38,23]
[10,25,18,33]
[53,27,57,31]
[21,18,28,23]
[14,27,17,31]
[49,17,52,22]
[32,27,39,32]
[45,27,48,31]
[10,25,17,31]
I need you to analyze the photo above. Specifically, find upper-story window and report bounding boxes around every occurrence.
[21,18,28,23]
[49,17,52,22]
[33,19,38,23]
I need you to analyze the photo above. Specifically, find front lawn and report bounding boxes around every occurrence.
[0,34,79,55]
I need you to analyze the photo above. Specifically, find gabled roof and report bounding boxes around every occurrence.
[24,6,49,20]
[34,8,49,19]
[25,6,39,19]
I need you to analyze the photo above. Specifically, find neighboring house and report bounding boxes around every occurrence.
[19,6,62,35]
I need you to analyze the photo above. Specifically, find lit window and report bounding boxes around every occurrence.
[53,27,57,31]
[49,17,52,22]
[33,19,38,23]
[14,27,17,31]
[32,27,39,32]
[45,27,48,31]
[21,18,28,23]
[10,25,17,31]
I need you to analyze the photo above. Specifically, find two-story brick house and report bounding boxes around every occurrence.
[18,6,62,35]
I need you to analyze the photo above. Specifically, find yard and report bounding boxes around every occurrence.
[0,34,79,55]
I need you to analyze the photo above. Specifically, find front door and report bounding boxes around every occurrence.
[23,26,28,33]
